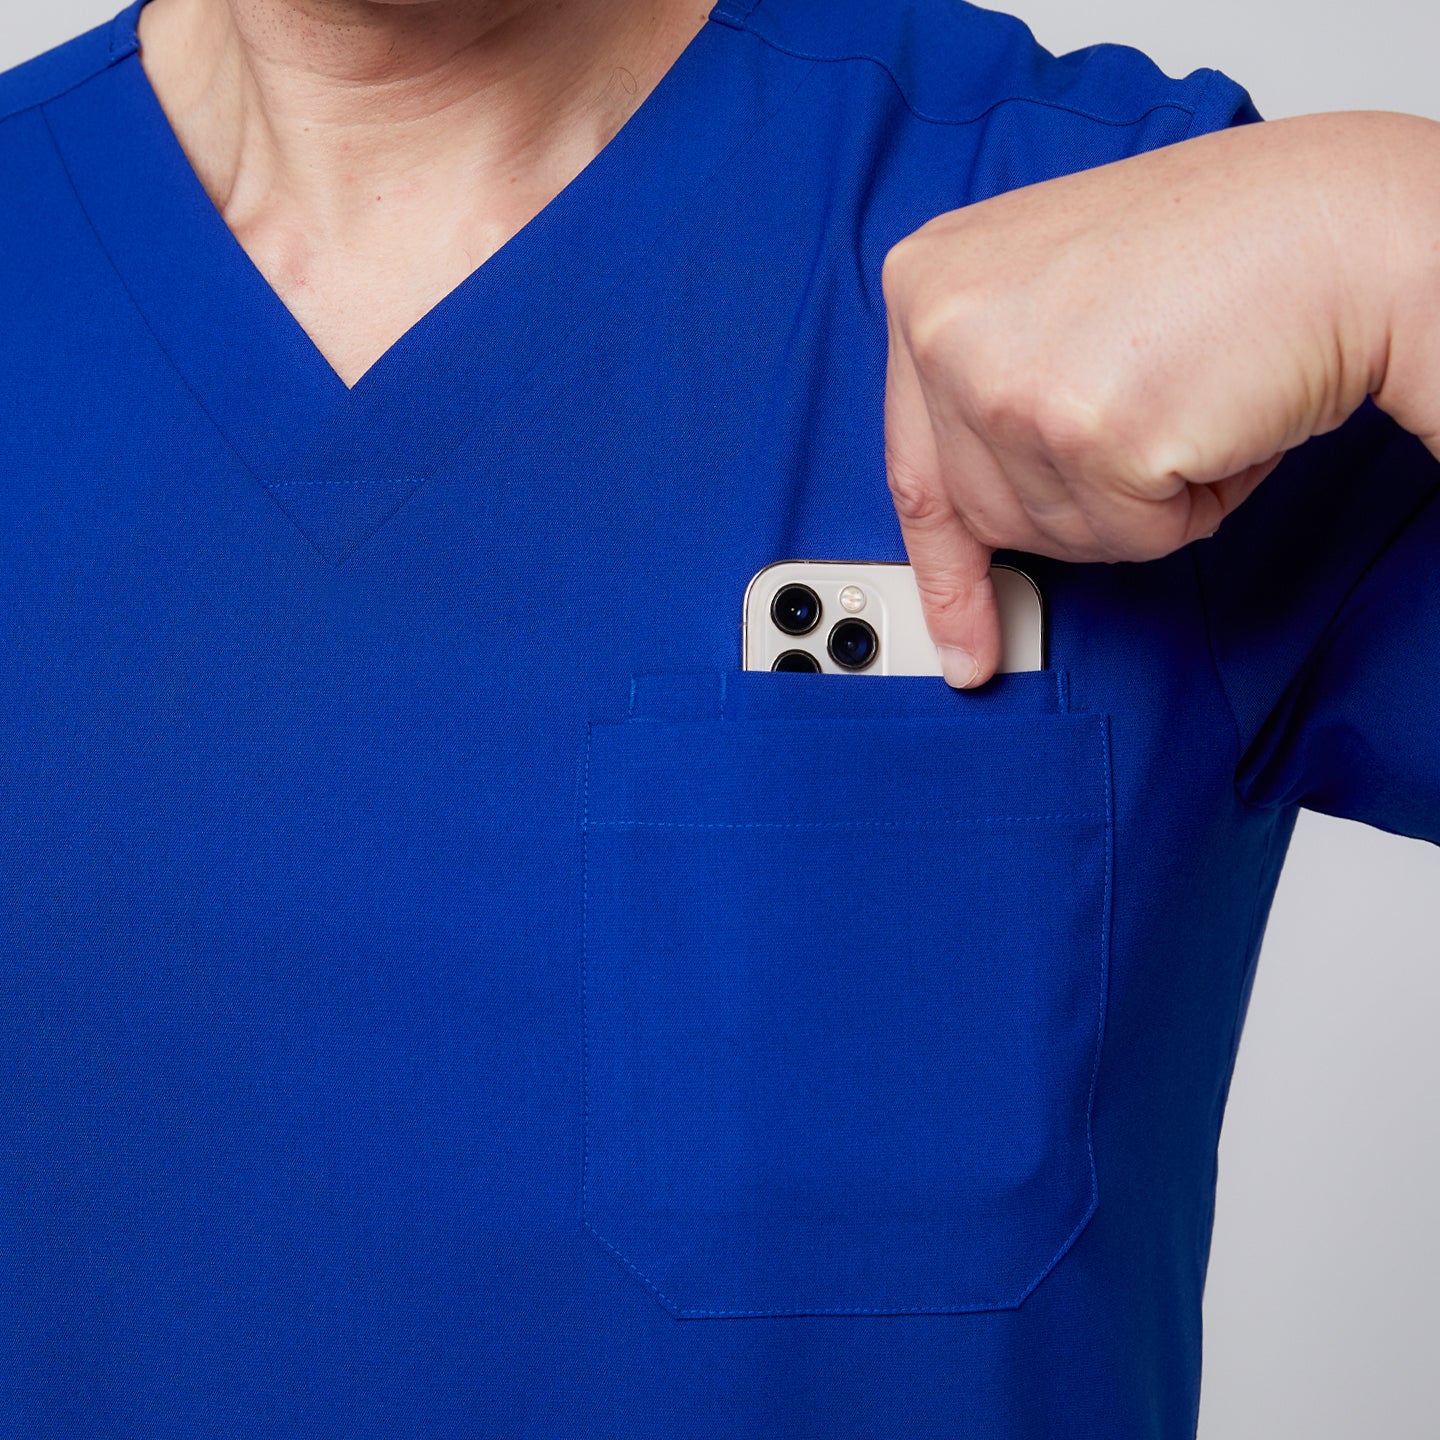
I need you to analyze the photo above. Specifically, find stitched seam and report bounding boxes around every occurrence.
[1236,475,1440,807]
[719,21,1202,132]
[587,813,1103,829]
[580,713,1112,1317]
[109,6,139,62]
[582,1218,687,1315]
[266,478,424,487]
[1180,63,1250,138]
[1216,807,1287,1129]
[33,15,821,571]
[338,33,826,569]
[579,725,599,1271]
[0,18,138,130]
[1200,803,1287,1377]
[1190,544,1256,814]
[38,103,341,568]
[984,713,1113,1313]
[580,718,688,1318]
[1084,718,1115,1246]
[708,0,765,25]
[671,1299,1026,1317]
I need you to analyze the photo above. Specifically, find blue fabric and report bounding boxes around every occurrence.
[583,679,1111,1317]
[1,0,1435,1435]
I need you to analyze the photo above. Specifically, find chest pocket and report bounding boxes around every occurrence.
[580,669,1112,1318]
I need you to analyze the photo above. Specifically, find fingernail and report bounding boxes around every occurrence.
[938,646,979,689]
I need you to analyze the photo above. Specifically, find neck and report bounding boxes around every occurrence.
[137,0,709,383]
[140,0,705,227]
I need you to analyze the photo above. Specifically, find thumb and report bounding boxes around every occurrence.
[884,321,1002,688]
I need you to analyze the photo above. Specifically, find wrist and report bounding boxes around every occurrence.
[1353,112,1440,446]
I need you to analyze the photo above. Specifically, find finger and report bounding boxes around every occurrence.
[1176,453,1285,545]
[1059,449,1285,559]
[884,410,1004,686]
[910,361,1092,557]
[909,511,1003,690]
[885,323,1004,688]
[1209,453,1284,517]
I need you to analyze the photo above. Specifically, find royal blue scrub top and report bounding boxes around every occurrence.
[3,1,1437,1435]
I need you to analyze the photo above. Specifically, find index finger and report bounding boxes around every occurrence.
[884,324,1002,688]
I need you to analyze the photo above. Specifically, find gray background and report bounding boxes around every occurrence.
[4,2,1438,1435]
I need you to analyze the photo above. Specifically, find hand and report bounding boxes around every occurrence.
[880,111,1440,688]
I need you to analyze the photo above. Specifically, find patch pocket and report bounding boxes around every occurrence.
[580,671,1112,1318]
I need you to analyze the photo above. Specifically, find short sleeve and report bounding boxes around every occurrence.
[1180,62,1263,140]
[1195,402,1440,842]
[1056,52,1440,843]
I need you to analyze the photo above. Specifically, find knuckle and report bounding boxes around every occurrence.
[883,454,948,529]
[962,515,1005,551]
[904,290,996,383]
[899,287,984,377]
[912,573,973,626]
[961,357,1054,452]
[1138,436,1202,488]
[881,218,957,308]
[902,309,958,378]
[879,237,917,305]
[1032,387,1112,465]
[967,369,1040,454]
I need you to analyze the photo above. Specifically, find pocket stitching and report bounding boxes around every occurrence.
[581,719,715,1318]
[586,814,1102,829]
[579,712,1114,1318]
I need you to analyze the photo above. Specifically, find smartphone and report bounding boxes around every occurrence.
[742,560,1044,675]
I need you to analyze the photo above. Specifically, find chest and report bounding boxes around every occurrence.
[1,58,1272,1330]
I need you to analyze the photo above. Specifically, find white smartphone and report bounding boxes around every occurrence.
[742,560,1044,675]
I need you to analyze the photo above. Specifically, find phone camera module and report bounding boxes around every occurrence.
[771,584,822,636]
[772,649,821,673]
[827,618,878,671]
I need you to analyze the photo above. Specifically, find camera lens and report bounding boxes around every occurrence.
[772,649,821,673]
[771,584,821,636]
[827,618,878,670]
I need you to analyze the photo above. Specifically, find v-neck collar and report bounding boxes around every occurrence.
[44,0,808,563]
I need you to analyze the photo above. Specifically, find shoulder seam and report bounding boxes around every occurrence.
[1179,63,1255,138]
[716,21,1203,131]
[710,0,765,23]
[0,15,138,131]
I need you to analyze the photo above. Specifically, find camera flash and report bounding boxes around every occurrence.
[838,585,866,614]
